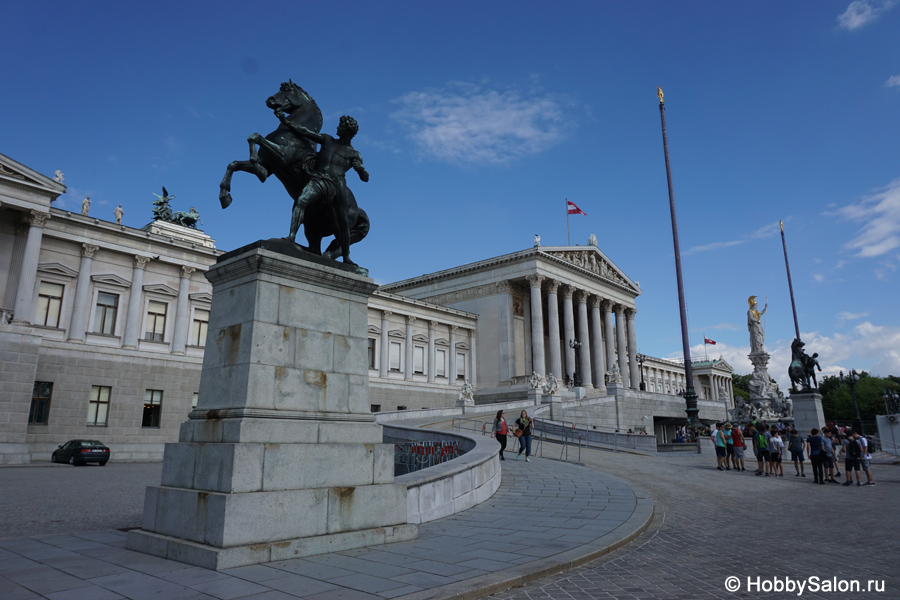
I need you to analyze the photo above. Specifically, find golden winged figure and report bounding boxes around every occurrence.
[657,86,664,104]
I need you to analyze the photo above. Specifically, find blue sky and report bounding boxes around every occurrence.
[3,1,899,386]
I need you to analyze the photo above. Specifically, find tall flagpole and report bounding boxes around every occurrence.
[780,221,801,339]
[657,87,699,429]
[566,198,571,246]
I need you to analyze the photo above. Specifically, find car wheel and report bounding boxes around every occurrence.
[69,455,77,466]
[51,453,57,463]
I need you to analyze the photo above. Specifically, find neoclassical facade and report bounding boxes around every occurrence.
[381,243,644,401]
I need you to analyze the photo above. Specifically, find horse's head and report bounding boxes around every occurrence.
[265,79,323,132]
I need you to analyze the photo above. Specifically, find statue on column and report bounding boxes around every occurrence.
[747,296,767,354]
[218,80,370,267]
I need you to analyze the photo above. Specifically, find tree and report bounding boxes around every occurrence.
[732,373,751,402]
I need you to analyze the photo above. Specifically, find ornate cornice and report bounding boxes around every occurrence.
[419,280,517,306]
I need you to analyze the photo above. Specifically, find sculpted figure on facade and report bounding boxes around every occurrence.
[608,362,623,384]
[114,204,124,225]
[529,371,546,390]
[747,295,767,354]
[458,380,475,404]
[81,196,91,216]
[544,373,560,396]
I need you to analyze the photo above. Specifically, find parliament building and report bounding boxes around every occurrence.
[0,153,733,464]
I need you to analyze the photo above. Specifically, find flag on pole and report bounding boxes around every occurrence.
[567,200,587,216]
[704,337,716,345]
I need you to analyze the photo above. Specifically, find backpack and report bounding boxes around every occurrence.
[756,432,769,450]
[847,438,862,459]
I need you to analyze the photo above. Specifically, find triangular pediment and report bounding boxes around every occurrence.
[142,283,178,297]
[189,292,213,303]
[712,358,734,373]
[36,263,78,278]
[455,341,470,350]
[435,337,450,347]
[368,324,382,336]
[388,329,405,339]
[91,274,131,288]
[0,152,67,197]
[541,247,641,294]
[412,333,429,344]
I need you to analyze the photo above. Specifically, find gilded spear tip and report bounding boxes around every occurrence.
[780,220,784,232]
[657,87,664,104]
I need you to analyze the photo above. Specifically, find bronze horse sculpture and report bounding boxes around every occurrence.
[218,81,369,262]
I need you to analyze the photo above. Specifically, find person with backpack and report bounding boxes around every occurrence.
[840,429,864,487]
[752,425,771,476]
[787,429,806,477]
[769,426,784,477]
[859,433,876,486]
[806,428,826,484]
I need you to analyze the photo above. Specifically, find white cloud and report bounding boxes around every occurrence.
[391,82,571,166]
[838,178,900,258]
[812,273,825,283]
[685,221,780,255]
[837,0,897,30]
[837,311,869,323]
[887,74,900,88]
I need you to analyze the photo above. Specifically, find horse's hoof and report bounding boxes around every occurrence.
[219,192,232,209]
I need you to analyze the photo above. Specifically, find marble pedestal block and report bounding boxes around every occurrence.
[127,243,416,570]
[790,391,825,435]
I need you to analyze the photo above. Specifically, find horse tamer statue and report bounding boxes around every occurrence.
[219,81,370,266]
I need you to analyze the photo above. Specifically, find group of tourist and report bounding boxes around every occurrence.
[489,410,535,462]
[710,420,876,487]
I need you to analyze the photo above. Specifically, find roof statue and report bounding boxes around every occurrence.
[81,196,91,216]
[54,170,65,183]
[151,187,203,229]
[218,80,370,268]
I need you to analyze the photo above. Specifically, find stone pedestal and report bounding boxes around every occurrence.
[127,242,416,570]
[790,391,825,435]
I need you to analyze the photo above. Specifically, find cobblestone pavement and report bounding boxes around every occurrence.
[490,448,900,600]
[0,462,162,539]
[0,452,649,600]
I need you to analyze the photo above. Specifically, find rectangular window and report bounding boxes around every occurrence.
[370,404,381,413]
[36,282,64,327]
[142,389,163,428]
[190,308,209,346]
[456,352,467,380]
[87,385,111,426]
[93,292,119,335]
[144,301,167,342]
[436,349,446,377]
[367,339,376,369]
[29,382,53,425]
[192,392,199,408]
[389,341,401,372]
[414,346,425,374]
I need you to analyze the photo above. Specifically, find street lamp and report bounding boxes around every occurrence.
[636,353,647,391]
[883,386,900,415]
[569,339,582,386]
[840,370,863,435]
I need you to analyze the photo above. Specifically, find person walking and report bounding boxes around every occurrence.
[515,410,534,462]
[490,410,509,461]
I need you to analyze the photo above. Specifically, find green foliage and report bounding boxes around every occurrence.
[732,373,751,402]
[820,372,900,422]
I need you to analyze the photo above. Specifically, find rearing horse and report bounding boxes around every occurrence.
[219,80,369,260]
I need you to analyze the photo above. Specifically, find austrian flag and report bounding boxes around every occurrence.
[567,200,587,216]
[704,338,716,345]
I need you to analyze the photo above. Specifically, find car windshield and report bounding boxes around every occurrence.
[78,440,105,447]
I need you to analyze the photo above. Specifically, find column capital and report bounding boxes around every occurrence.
[450,325,458,333]
[526,273,544,287]
[180,265,196,278]
[574,289,589,304]
[381,310,392,320]
[561,284,575,299]
[29,210,50,227]
[614,303,626,315]
[625,307,637,318]
[429,320,439,330]
[545,279,560,293]
[134,255,151,269]
[406,315,417,325]
[589,295,602,309]
[600,298,614,312]
[82,243,99,258]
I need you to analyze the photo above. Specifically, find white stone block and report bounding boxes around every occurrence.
[451,469,474,499]
[332,334,369,377]
[373,444,394,484]
[160,443,196,489]
[406,486,421,524]
[218,488,329,547]
[294,329,334,373]
[318,422,382,444]
[222,418,319,444]
[278,286,350,336]
[249,322,295,367]
[262,444,375,490]
[326,484,407,534]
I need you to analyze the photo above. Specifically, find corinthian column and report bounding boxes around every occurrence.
[615,305,628,385]
[67,243,98,342]
[379,311,391,378]
[12,211,50,325]
[404,316,415,380]
[601,299,616,372]
[546,279,562,378]
[626,308,639,389]
[590,296,607,394]
[448,325,457,385]
[427,320,437,383]
[171,265,196,354]
[562,285,576,380]
[122,255,151,348]
[575,290,592,388]
[526,274,545,375]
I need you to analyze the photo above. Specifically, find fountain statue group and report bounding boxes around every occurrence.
[218,80,369,267]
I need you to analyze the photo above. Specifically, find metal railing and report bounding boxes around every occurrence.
[394,440,464,476]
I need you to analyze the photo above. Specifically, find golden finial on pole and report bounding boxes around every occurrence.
[780,219,784,232]
[657,86,664,104]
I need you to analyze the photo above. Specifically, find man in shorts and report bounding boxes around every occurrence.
[769,426,784,476]
[787,429,806,477]
[859,433,876,486]
[714,423,728,470]
[731,424,746,471]
[723,423,735,470]
[751,425,771,476]
[841,429,864,486]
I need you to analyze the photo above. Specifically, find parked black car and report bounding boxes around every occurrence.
[51,440,110,466]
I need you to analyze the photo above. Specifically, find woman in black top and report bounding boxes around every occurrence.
[490,410,509,460]
[515,410,534,462]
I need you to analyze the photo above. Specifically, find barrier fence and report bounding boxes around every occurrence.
[394,440,464,476]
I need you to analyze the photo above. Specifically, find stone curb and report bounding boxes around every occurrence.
[392,476,655,600]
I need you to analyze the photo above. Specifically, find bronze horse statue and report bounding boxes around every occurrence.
[789,337,812,391]
[218,81,369,260]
